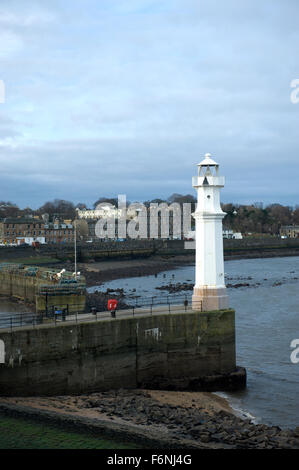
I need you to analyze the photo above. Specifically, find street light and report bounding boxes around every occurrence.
[74,219,77,281]
[74,208,80,281]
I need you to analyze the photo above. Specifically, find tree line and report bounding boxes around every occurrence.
[0,196,298,235]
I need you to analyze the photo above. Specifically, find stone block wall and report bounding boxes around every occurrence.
[0,266,86,313]
[0,309,245,396]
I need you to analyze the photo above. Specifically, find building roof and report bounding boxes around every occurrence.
[198,153,219,167]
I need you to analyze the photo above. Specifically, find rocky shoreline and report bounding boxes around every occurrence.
[79,249,299,289]
[85,276,296,310]
[79,255,195,287]
[0,389,298,449]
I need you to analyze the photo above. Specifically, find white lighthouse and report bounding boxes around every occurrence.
[192,153,229,311]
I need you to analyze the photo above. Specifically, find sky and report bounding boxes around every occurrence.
[0,0,299,209]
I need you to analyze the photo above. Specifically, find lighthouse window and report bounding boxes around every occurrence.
[207,195,211,199]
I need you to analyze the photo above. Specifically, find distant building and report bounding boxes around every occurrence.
[79,206,185,241]
[280,225,299,238]
[0,218,74,245]
[233,232,243,240]
[77,206,122,220]
[223,230,243,240]
[16,237,46,246]
[184,231,196,240]
[0,218,45,245]
[44,221,74,244]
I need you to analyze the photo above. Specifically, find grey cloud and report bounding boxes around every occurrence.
[0,0,298,207]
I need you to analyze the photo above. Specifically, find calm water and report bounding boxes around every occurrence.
[91,256,299,429]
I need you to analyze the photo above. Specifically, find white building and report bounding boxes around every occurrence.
[16,237,46,246]
[77,205,142,221]
[76,205,122,220]
[192,154,229,311]
[185,230,196,240]
[223,229,243,240]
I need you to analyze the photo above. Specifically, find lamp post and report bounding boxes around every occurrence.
[74,219,77,281]
[74,209,80,281]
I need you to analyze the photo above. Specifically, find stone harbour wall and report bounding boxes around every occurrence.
[0,264,86,314]
[0,309,245,396]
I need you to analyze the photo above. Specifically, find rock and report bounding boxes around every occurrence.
[255,435,267,443]
[200,434,210,443]
[64,389,299,449]
[189,426,205,437]
[211,432,227,442]
[258,442,267,448]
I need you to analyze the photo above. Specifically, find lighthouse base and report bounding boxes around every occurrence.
[192,287,229,311]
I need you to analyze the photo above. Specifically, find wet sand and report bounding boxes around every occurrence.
[78,246,299,287]
[79,254,194,286]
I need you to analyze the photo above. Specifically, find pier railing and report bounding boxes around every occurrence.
[0,312,43,331]
[0,294,203,332]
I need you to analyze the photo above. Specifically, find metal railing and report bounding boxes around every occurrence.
[0,312,43,331]
[0,294,203,332]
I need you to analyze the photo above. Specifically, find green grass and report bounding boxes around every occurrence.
[0,414,140,449]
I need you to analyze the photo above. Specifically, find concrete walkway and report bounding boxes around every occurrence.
[1,304,194,333]
[67,304,193,323]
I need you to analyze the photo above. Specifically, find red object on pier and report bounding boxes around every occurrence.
[107,299,118,311]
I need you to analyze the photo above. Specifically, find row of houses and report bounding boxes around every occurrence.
[0,218,75,245]
[280,225,299,238]
[7,213,299,244]
[0,215,246,246]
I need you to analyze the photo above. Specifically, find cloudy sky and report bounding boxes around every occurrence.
[0,0,299,208]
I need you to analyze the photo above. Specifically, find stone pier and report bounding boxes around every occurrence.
[0,309,246,396]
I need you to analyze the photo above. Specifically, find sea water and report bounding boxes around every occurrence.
[92,256,299,429]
